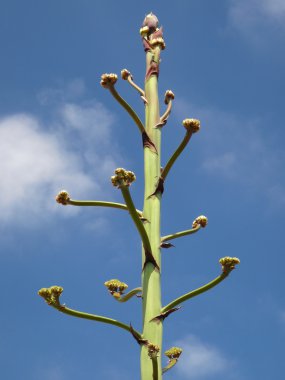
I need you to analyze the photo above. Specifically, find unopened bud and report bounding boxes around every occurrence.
[147,343,160,359]
[192,215,208,228]
[164,90,175,104]
[111,168,136,188]
[164,347,183,360]
[56,190,70,205]
[142,13,159,33]
[104,279,128,295]
[182,118,200,133]
[121,69,132,80]
[100,73,118,88]
[219,257,240,273]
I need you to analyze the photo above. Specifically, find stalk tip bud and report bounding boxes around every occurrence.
[38,285,63,306]
[104,279,128,296]
[147,343,160,359]
[164,90,175,104]
[142,13,159,33]
[56,190,70,205]
[140,26,149,37]
[183,118,201,133]
[192,215,208,228]
[164,347,183,359]
[100,73,118,88]
[111,168,136,188]
[219,257,240,273]
[121,69,132,80]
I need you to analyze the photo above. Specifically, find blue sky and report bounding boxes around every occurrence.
[0,1,284,379]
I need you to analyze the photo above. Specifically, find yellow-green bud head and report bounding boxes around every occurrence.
[149,37,166,50]
[219,257,240,273]
[121,69,131,80]
[55,190,70,205]
[192,215,208,228]
[164,90,175,104]
[182,118,201,133]
[38,285,63,305]
[164,347,183,359]
[100,73,118,88]
[111,168,136,188]
[147,343,160,359]
[140,26,150,37]
[104,279,128,295]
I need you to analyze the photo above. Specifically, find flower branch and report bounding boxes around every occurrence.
[111,168,159,270]
[154,90,175,128]
[160,118,200,182]
[162,257,240,313]
[38,286,141,336]
[55,190,143,216]
[104,279,142,302]
[121,69,148,104]
[161,215,208,243]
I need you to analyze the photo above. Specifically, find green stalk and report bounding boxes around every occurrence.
[109,86,145,133]
[161,225,201,242]
[116,287,142,302]
[162,272,229,313]
[68,199,143,216]
[161,130,192,181]
[141,47,163,380]
[52,304,136,334]
[120,186,152,254]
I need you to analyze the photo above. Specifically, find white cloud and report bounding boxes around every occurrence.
[228,0,285,43]
[0,83,122,227]
[174,99,285,207]
[175,335,233,379]
[38,78,86,105]
[34,365,65,380]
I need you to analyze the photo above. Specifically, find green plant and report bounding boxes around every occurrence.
[38,13,240,379]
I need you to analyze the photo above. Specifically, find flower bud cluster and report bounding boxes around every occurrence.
[140,13,166,51]
[164,347,183,360]
[104,279,128,298]
[111,168,136,188]
[100,73,118,88]
[142,13,159,33]
[149,37,166,50]
[183,118,201,133]
[147,343,160,359]
[219,257,240,273]
[121,69,132,80]
[164,90,175,105]
[140,26,149,37]
[192,215,208,228]
[55,190,70,205]
[38,286,63,306]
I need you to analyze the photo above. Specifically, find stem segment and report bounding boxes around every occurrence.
[162,272,229,313]
[141,47,163,379]
[161,225,201,242]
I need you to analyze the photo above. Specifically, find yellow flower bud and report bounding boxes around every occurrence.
[182,118,201,133]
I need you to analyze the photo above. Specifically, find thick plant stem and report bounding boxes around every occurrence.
[162,272,229,313]
[141,49,163,380]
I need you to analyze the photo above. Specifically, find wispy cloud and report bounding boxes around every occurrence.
[34,365,66,380]
[228,0,285,43]
[174,99,285,208]
[174,335,234,379]
[0,80,122,227]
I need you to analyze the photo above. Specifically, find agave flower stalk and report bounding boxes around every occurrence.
[38,12,240,380]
